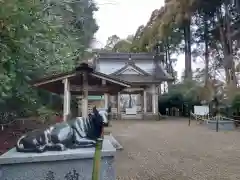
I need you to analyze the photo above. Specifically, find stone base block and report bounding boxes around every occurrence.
[0,139,116,180]
[207,120,235,131]
[143,113,160,120]
[105,134,123,150]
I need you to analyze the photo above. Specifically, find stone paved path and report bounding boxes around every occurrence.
[109,119,240,180]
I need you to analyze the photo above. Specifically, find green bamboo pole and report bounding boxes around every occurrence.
[92,125,104,180]
[92,138,103,180]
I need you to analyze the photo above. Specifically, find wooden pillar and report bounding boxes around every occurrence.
[140,91,144,120]
[104,94,109,109]
[117,92,121,118]
[115,95,118,108]
[152,84,158,114]
[110,95,117,108]
[76,96,82,117]
[143,89,147,114]
[82,72,88,118]
[102,80,109,109]
[63,78,71,121]
[156,85,160,114]
[156,91,159,114]
[158,84,162,95]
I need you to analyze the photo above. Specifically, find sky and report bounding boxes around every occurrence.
[93,0,198,79]
[94,0,164,47]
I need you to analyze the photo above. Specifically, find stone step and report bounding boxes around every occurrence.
[121,114,143,119]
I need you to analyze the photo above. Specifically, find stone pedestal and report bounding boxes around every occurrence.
[0,139,116,180]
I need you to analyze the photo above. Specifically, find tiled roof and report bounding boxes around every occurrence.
[31,62,131,87]
[95,52,173,83]
[110,61,150,76]
[97,52,156,60]
[112,74,173,84]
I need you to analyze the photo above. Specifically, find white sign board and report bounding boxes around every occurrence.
[126,107,137,115]
[194,106,209,116]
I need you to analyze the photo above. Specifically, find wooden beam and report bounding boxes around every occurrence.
[70,85,117,92]
[123,87,144,92]
[33,73,77,87]
[120,91,143,94]
[90,72,130,87]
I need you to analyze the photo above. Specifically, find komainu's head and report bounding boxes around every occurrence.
[89,106,103,138]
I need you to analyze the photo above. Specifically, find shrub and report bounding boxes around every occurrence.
[37,106,56,123]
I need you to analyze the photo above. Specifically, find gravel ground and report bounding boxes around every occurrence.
[109,119,240,180]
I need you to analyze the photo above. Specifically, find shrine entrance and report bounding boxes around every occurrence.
[115,86,160,120]
[119,93,143,119]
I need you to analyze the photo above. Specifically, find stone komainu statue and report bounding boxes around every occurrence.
[16,107,104,153]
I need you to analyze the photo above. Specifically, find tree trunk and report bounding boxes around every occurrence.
[216,2,237,103]
[224,1,237,86]
[165,38,174,89]
[204,14,209,84]
[183,18,192,80]
[216,4,237,84]
[234,0,240,10]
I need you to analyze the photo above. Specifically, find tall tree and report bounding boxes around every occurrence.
[105,35,120,50]
[134,0,240,102]
[0,0,98,121]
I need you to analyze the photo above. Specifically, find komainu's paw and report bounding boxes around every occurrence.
[56,143,67,151]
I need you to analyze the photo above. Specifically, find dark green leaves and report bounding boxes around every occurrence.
[0,0,98,122]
